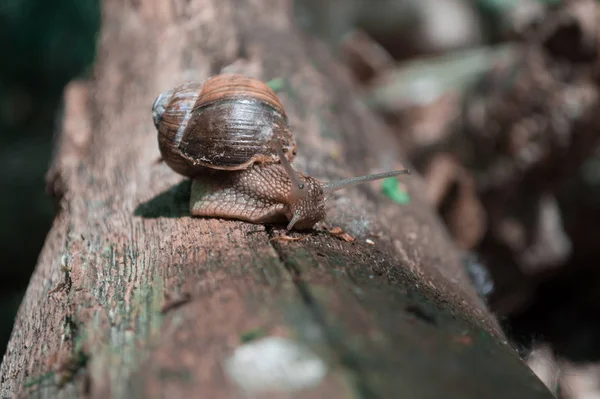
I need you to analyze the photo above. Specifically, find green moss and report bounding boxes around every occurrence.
[239,327,266,343]
[82,257,166,398]
[158,368,192,382]
[23,371,55,389]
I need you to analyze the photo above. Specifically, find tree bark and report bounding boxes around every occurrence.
[1,1,552,398]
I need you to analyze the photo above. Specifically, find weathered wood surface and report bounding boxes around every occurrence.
[1,1,553,398]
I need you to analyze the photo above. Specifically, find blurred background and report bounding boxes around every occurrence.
[1,0,599,397]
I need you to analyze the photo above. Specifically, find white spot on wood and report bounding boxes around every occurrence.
[223,336,328,393]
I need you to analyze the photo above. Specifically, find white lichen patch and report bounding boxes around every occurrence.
[223,336,328,393]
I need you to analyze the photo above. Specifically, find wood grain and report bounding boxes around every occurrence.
[0,0,552,398]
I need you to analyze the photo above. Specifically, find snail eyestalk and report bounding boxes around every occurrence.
[275,142,308,200]
[323,169,411,194]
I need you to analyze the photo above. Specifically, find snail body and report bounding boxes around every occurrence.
[190,163,326,230]
[189,153,409,230]
[153,74,410,230]
[152,74,296,177]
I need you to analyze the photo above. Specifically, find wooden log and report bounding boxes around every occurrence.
[1,1,553,398]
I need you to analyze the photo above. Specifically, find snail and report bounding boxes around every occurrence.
[152,73,411,230]
[152,74,296,176]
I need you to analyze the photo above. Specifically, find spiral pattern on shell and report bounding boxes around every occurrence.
[152,74,296,177]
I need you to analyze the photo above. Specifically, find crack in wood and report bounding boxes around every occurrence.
[266,226,378,399]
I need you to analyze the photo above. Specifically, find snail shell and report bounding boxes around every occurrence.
[152,74,297,177]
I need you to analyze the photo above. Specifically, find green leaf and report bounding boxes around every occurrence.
[265,77,285,93]
[381,177,410,205]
